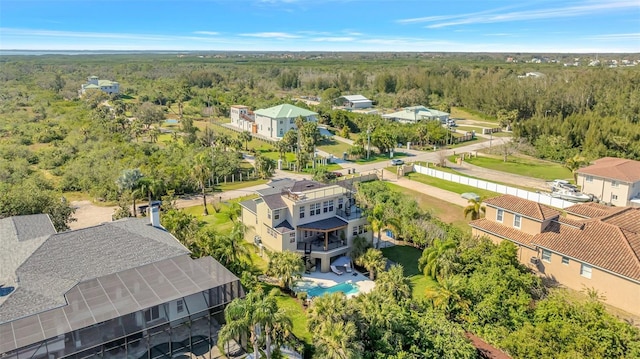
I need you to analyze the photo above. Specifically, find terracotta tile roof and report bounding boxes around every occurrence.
[469,218,535,248]
[564,202,621,219]
[483,195,561,221]
[533,215,640,282]
[577,157,640,182]
[600,207,640,233]
[557,216,585,229]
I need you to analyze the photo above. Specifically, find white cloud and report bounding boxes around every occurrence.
[311,37,355,42]
[193,31,220,36]
[397,1,638,29]
[239,32,301,39]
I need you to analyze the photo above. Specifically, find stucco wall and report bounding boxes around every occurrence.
[578,174,631,206]
[485,206,544,235]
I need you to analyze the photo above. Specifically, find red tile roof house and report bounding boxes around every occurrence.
[470,195,640,316]
[576,157,640,207]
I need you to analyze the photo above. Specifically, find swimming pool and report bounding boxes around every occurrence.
[306,281,359,298]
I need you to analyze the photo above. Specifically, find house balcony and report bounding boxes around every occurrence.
[296,234,347,252]
[336,206,365,221]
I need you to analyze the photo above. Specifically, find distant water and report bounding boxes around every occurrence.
[0,50,192,56]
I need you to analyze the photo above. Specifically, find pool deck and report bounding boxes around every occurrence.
[295,268,375,299]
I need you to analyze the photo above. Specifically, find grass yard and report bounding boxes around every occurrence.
[317,138,352,158]
[217,179,268,191]
[405,172,499,199]
[381,245,437,300]
[465,154,572,181]
[355,151,408,164]
[181,195,257,233]
[387,183,469,233]
[450,107,497,123]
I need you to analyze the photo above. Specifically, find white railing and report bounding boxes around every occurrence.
[414,165,575,209]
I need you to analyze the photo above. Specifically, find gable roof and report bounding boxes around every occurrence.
[290,179,328,192]
[263,193,287,209]
[254,104,317,119]
[340,95,371,102]
[382,106,450,121]
[469,218,535,248]
[533,211,640,282]
[564,202,622,219]
[577,157,640,182]
[483,195,561,221]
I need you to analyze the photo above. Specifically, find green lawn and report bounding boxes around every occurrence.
[355,151,408,164]
[317,138,352,158]
[405,172,499,199]
[464,154,572,181]
[181,195,257,233]
[386,183,469,233]
[381,245,437,300]
[450,107,498,123]
[217,179,268,191]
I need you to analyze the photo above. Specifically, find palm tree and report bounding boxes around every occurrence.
[116,168,143,217]
[424,276,470,320]
[267,250,304,291]
[275,140,289,161]
[564,154,588,183]
[463,198,485,220]
[366,204,401,248]
[307,292,349,330]
[258,289,293,359]
[191,154,212,215]
[240,131,252,151]
[374,264,412,302]
[138,176,164,210]
[315,321,362,359]
[357,248,386,280]
[418,239,457,280]
[222,201,242,223]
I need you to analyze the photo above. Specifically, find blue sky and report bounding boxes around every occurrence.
[1,0,639,52]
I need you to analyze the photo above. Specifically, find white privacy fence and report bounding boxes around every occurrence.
[414,165,575,209]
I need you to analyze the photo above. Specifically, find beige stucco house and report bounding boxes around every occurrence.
[470,195,640,316]
[576,157,640,207]
[240,178,371,272]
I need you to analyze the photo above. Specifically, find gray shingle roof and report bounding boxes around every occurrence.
[290,179,328,192]
[297,217,348,231]
[240,199,258,213]
[274,220,294,233]
[1,218,189,324]
[263,194,287,209]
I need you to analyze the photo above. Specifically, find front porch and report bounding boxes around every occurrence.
[296,217,349,272]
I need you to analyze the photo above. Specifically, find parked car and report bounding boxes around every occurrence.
[331,171,343,177]
[391,159,404,166]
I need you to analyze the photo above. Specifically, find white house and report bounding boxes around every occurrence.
[382,106,450,124]
[80,75,119,95]
[230,105,255,132]
[338,95,373,109]
[254,104,318,140]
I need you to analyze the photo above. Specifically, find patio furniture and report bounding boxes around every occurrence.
[330,265,344,276]
[344,263,352,273]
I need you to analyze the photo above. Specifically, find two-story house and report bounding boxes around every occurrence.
[0,210,243,359]
[576,157,640,207]
[229,104,318,141]
[470,195,640,316]
[80,75,120,95]
[240,179,371,272]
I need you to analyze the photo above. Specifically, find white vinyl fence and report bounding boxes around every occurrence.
[414,165,575,209]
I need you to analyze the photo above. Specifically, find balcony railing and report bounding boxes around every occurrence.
[297,236,347,252]
[336,207,364,220]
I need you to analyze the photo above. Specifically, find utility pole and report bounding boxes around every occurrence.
[366,125,372,160]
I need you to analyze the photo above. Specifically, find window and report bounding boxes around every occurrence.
[323,201,328,213]
[279,128,284,136]
[310,203,320,216]
[364,226,368,233]
[542,249,551,263]
[177,300,184,313]
[496,209,504,222]
[358,225,363,234]
[513,214,522,228]
[580,263,592,279]
[353,226,358,235]
[304,230,308,238]
[145,306,160,322]
[585,175,593,183]
[290,118,294,124]
[299,206,305,219]
[290,232,296,243]
[338,198,344,209]
[328,200,334,212]
[611,181,619,188]
[562,257,569,265]
[279,120,283,124]
[274,209,280,220]
[315,203,321,215]
[267,209,272,219]
[612,194,618,201]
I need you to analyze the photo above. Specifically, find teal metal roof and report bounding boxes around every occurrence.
[254,104,317,119]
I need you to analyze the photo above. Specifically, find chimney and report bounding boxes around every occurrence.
[149,204,162,228]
